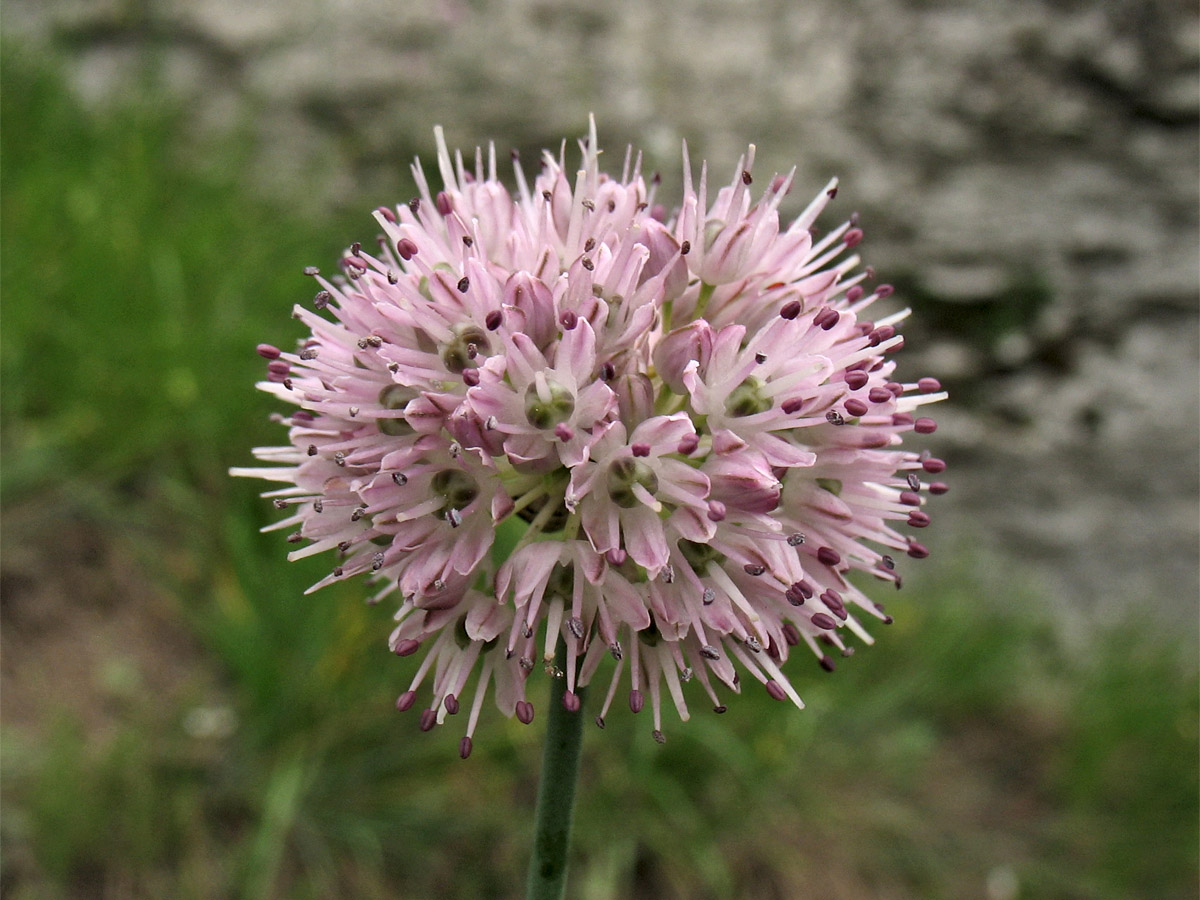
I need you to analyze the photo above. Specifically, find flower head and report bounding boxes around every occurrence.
[233,118,948,752]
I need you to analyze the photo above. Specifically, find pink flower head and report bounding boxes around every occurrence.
[233,118,948,749]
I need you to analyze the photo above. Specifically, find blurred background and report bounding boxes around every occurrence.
[1,0,1197,898]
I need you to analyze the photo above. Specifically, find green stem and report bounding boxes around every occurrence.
[525,643,586,900]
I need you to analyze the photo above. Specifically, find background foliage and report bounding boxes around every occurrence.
[2,47,1197,900]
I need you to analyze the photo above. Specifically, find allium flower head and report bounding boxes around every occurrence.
[234,118,948,754]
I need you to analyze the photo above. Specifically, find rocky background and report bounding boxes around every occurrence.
[6,0,1198,628]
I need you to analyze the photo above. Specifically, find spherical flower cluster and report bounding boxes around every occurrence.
[233,119,948,755]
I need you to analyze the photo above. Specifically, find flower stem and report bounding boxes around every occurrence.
[525,642,586,900]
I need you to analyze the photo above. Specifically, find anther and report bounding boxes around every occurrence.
[256,344,281,360]
[436,192,452,216]
[702,588,716,605]
[562,691,581,712]
[754,352,768,364]
[396,691,416,711]
[609,642,623,661]
[700,645,721,660]
[286,531,303,543]
[765,680,787,701]
[581,257,594,271]
[303,266,319,276]
[600,362,616,381]
[929,481,949,495]
[629,690,644,713]
[782,397,806,415]
[869,387,893,404]
[631,443,651,457]
[463,369,480,387]
[907,511,930,528]
[652,730,666,744]
[372,551,385,570]
[845,370,869,390]
[680,240,691,255]
[307,444,318,456]
[881,554,895,570]
[817,546,841,566]
[811,612,837,630]
[392,472,408,486]
[334,451,347,467]
[746,636,762,652]
[780,300,802,319]
[713,705,728,714]
[914,417,937,434]
[457,276,470,293]
[744,564,766,576]
[581,199,595,211]
[595,716,606,729]
[875,284,894,298]
[922,457,946,474]
[515,701,535,724]
[826,410,845,426]
[568,617,585,639]
[741,170,753,185]
[396,238,418,260]
[707,501,727,522]
[844,398,868,417]
[444,694,460,715]
[560,310,578,330]
[459,737,473,759]
[899,491,921,506]
[661,564,676,584]
[313,499,323,513]
[446,508,463,528]
[918,377,942,393]
[584,237,596,252]
[906,541,930,559]
[485,310,503,331]
[419,709,437,732]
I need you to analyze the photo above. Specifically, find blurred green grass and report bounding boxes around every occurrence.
[2,45,1197,900]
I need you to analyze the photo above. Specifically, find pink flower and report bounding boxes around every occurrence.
[233,118,948,750]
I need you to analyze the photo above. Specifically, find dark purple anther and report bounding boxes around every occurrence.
[782,397,806,415]
[515,700,535,724]
[485,310,503,331]
[459,736,473,759]
[845,370,870,390]
[419,709,437,732]
[892,412,914,427]
[816,546,841,566]
[394,639,420,657]
[843,228,864,248]
[462,369,480,387]
[845,285,864,302]
[782,623,801,646]
[457,276,470,293]
[869,325,896,346]
[907,541,930,559]
[765,680,787,701]
[907,511,930,528]
[631,443,651,457]
[899,491,921,506]
[629,689,644,713]
[677,433,699,454]
[396,691,416,712]
[744,564,766,576]
[929,481,949,495]
[922,457,946,474]
[563,691,581,713]
[396,238,419,260]
[868,387,892,404]
[436,191,453,216]
[875,284,894,298]
[560,310,578,330]
[785,583,806,606]
[600,362,616,382]
[780,300,802,319]
[810,612,838,630]
[377,206,397,223]
[606,548,627,566]
[914,417,937,434]
[680,240,691,255]
[918,377,942,393]
[844,398,869,417]
[819,655,836,672]
[268,360,291,376]
[256,343,281,360]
